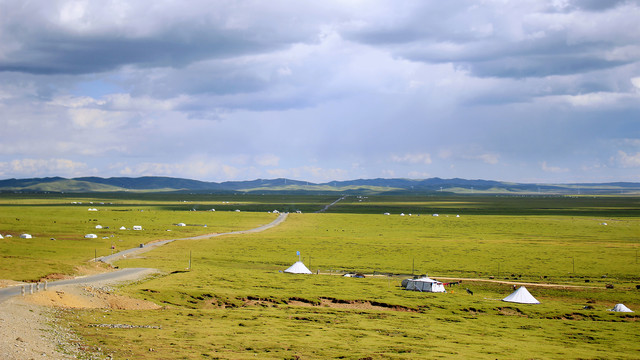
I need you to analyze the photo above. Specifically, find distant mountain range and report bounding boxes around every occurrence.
[0,176,639,195]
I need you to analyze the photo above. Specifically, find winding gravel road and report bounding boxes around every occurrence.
[0,212,288,303]
[98,212,288,264]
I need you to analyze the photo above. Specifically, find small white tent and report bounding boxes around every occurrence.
[20,234,32,239]
[0,234,3,239]
[402,277,446,293]
[119,226,127,230]
[502,286,540,304]
[84,234,98,239]
[284,261,312,274]
[609,303,633,312]
[133,225,142,230]
[95,225,103,229]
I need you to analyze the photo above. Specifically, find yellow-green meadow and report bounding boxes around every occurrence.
[2,193,639,358]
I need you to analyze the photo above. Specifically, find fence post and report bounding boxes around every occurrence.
[21,286,25,296]
[30,283,34,294]
[44,280,48,291]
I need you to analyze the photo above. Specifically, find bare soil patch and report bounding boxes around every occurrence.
[24,285,161,310]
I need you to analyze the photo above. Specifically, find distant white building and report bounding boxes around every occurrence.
[133,225,142,230]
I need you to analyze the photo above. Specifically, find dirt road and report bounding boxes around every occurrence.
[0,212,289,359]
[97,212,288,264]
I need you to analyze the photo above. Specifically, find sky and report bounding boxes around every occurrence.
[1,0,639,184]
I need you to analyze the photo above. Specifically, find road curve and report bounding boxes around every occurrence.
[0,268,157,303]
[98,212,288,264]
[1,213,289,303]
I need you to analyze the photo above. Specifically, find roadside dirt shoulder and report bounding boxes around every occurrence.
[0,297,77,360]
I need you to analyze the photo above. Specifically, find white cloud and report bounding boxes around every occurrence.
[391,153,432,164]
[408,171,431,178]
[254,154,279,167]
[477,153,499,165]
[266,166,349,182]
[541,161,569,173]
[547,92,639,108]
[436,149,498,164]
[616,151,640,168]
[0,158,91,177]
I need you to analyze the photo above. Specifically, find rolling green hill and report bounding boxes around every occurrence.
[0,176,639,195]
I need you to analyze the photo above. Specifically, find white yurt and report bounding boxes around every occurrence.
[284,261,312,274]
[502,286,540,304]
[20,234,32,239]
[95,225,103,229]
[84,234,98,239]
[402,277,446,293]
[609,303,633,312]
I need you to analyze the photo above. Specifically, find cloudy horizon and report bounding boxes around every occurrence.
[1,0,639,184]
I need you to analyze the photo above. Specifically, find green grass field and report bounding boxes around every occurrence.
[2,193,639,358]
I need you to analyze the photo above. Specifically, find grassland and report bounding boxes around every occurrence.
[2,193,640,358]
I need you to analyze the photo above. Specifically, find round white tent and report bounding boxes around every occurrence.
[84,234,98,239]
[284,261,312,274]
[502,286,540,304]
[609,303,633,312]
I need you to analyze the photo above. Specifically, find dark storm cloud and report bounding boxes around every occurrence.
[343,1,640,79]
[0,0,320,75]
[467,55,629,78]
[0,32,284,75]
[569,0,632,11]
[1,1,639,182]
